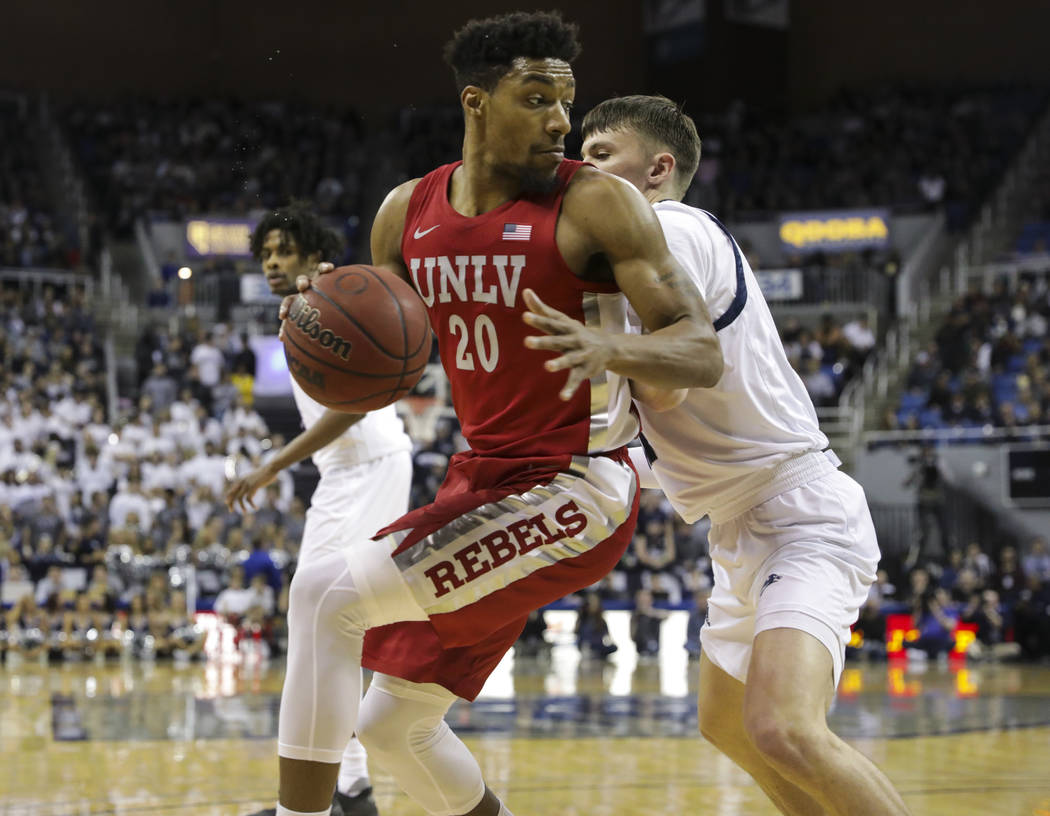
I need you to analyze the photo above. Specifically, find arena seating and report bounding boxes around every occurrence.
[0,95,75,269]
[62,98,368,236]
[894,272,1050,432]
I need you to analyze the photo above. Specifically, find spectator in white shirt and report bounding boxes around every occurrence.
[53,390,91,429]
[109,478,153,530]
[213,565,256,619]
[190,332,225,388]
[9,438,45,474]
[13,402,44,444]
[186,484,220,533]
[39,403,72,441]
[192,405,224,450]
[843,314,877,360]
[169,389,199,426]
[223,394,268,439]
[75,446,115,500]
[82,406,111,451]
[182,440,227,498]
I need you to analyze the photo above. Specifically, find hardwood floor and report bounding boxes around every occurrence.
[2,643,1048,816]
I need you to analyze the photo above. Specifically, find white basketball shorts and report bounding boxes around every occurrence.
[299,451,413,563]
[701,470,880,687]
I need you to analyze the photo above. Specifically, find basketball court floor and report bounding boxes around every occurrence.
[2,612,1049,815]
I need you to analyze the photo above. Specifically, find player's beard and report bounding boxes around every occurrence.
[517,165,561,195]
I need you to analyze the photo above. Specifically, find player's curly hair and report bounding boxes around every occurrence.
[582,95,702,196]
[250,200,342,262]
[444,10,582,92]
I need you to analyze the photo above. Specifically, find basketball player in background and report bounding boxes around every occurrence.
[228,202,413,816]
[263,11,722,816]
[581,95,911,815]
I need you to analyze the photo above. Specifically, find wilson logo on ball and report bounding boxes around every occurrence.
[286,296,354,361]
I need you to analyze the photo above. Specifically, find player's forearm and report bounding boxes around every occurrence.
[608,318,723,389]
[264,410,365,473]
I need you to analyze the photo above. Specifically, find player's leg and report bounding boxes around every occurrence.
[275,541,427,814]
[738,472,911,816]
[743,628,910,815]
[277,453,635,814]
[286,451,412,815]
[334,452,413,812]
[697,653,826,815]
[697,512,823,814]
[357,674,514,816]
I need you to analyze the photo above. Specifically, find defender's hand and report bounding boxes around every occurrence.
[224,466,277,513]
[522,288,614,401]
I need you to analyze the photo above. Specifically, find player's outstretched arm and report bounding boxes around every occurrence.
[526,168,723,399]
[224,409,363,512]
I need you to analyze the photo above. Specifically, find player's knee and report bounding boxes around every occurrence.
[356,707,404,759]
[287,560,326,618]
[744,712,828,771]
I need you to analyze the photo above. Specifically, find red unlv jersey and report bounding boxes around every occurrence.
[401,160,638,457]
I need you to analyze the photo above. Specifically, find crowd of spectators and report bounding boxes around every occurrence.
[0,286,298,663]
[781,312,876,407]
[892,271,1050,432]
[62,98,368,237]
[392,86,1045,232]
[849,537,1050,662]
[685,85,1046,229]
[1,96,74,269]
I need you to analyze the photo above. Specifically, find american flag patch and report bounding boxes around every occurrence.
[502,223,532,241]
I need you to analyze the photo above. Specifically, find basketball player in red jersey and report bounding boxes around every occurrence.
[262,12,722,816]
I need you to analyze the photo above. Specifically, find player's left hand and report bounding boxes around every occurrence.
[278,262,336,338]
[224,465,278,513]
[522,288,615,401]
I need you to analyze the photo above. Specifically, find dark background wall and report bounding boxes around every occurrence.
[2,1,645,111]
[789,0,1050,106]
[4,1,1049,113]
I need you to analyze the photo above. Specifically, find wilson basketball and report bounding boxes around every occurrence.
[281,265,432,411]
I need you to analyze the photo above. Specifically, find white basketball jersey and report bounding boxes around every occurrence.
[629,201,827,523]
[290,377,412,477]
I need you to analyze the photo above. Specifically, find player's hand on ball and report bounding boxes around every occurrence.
[278,263,336,337]
[522,288,614,401]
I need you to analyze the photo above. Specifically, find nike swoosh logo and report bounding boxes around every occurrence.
[413,225,440,239]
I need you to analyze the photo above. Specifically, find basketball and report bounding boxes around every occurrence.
[281,264,432,411]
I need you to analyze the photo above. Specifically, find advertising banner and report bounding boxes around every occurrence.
[778,209,891,253]
[754,268,803,301]
[185,218,255,258]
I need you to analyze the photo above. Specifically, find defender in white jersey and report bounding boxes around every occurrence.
[227,202,412,816]
[582,97,911,816]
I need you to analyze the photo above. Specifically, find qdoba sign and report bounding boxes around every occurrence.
[185,218,255,258]
[778,209,890,253]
